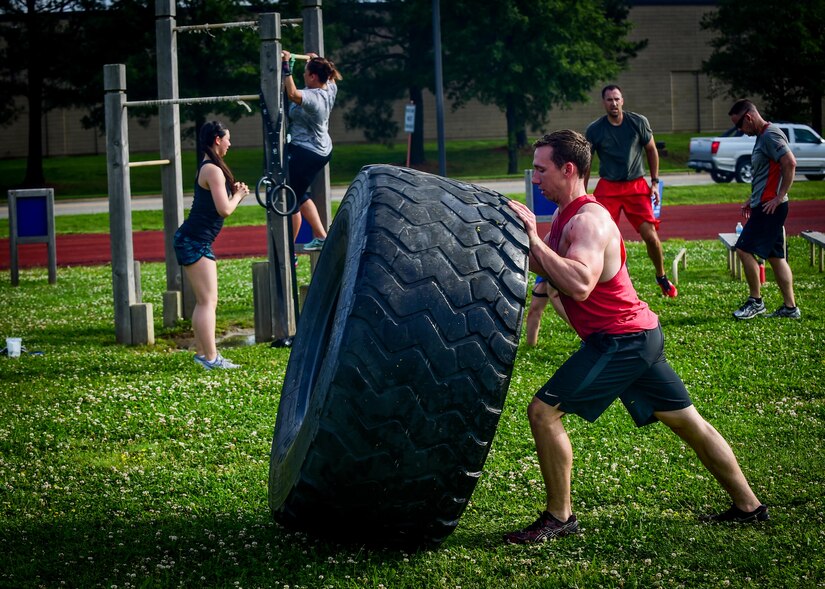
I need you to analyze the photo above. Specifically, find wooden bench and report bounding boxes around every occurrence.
[719,229,787,281]
[718,233,742,279]
[671,247,687,284]
[801,230,825,272]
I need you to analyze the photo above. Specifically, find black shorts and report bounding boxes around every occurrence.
[535,324,692,427]
[288,144,332,205]
[736,201,788,259]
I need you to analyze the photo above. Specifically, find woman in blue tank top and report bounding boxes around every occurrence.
[173,121,250,370]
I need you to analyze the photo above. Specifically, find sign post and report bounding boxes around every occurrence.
[7,188,57,286]
[404,102,416,167]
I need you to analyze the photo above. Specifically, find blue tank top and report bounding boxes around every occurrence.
[178,159,227,244]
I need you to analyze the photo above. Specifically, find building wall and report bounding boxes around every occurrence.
[4,3,820,159]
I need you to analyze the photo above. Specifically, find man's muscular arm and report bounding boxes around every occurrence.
[508,200,609,301]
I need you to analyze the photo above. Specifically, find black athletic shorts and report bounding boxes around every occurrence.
[535,324,692,427]
[735,201,788,260]
[288,143,332,206]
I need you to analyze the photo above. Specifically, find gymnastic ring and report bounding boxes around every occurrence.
[267,182,299,217]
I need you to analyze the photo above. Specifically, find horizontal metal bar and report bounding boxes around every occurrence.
[128,159,171,168]
[124,95,258,108]
[175,17,301,33]
[175,21,256,33]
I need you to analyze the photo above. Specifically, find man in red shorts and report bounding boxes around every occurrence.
[585,85,677,297]
[504,130,767,544]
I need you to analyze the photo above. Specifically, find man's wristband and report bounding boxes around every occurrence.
[281,61,291,76]
[651,177,659,184]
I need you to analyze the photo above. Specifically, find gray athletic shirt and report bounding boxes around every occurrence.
[289,81,337,157]
[585,111,653,182]
[749,123,790,208]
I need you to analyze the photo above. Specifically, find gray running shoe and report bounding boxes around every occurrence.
[194,353,240,370]
[767,305,801,319]
[733,297,765,320]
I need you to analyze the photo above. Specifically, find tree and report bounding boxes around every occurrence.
[442,0,644,174]
[0,0,302,188]
[701,0,825,133]
[325,0,434,166]
[0,0,112,187]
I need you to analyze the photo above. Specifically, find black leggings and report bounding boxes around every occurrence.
[287,143,332,205]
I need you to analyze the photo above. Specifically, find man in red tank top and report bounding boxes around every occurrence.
[503,130,767,544]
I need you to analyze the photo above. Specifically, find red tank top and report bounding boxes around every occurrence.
[548,195,658,340]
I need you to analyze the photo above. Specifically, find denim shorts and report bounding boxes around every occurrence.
[535,324,693,427]
[173,230,216,266]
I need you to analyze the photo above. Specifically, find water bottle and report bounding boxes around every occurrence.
[735,222,743,235]
[651,180,662,219]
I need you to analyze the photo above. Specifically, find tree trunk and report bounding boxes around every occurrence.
[23,0,45,188]
[409,86,425,166]
[505,97,518,175]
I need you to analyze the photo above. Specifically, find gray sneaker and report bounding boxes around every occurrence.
[194,353,240,370]
[733,297,766,320]
[767,305,801,319]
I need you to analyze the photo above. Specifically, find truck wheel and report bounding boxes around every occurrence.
[268,165,529,548]
[804,174,824,181]
[710,170,734,183]
[735,157,753,183]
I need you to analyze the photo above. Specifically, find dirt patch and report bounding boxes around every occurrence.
[170,327,256,351]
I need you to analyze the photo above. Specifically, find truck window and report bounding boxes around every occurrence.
[795,128,821,144]
[778,127,790,141]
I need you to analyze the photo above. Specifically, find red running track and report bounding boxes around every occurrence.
[2,201,824,270]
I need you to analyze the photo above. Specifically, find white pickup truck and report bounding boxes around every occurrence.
[688,122,825,183]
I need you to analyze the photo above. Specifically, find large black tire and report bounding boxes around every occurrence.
[268,165,529,547]
[804,174,824,181]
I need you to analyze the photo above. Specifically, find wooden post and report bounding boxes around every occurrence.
[156,0,186,325]
[302,0,331,232]
[104,64,154,346]
[104,64,136,345]
[252,261,273,343]
[259,12,297,342]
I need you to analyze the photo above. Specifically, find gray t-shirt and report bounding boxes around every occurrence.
[585,111,652,181]
[749,123,791,208]
[289,81,337,157]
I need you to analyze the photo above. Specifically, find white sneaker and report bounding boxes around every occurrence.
[194,353,240,370]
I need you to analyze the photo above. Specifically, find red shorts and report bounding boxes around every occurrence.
[593,178,659,231]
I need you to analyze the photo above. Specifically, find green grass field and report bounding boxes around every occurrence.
[1,238,823,588]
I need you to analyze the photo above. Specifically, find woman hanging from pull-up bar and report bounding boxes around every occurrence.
[281,50,342,252]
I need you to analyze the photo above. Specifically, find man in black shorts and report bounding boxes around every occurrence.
[504,130,767,544]
[728,99,800,320]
